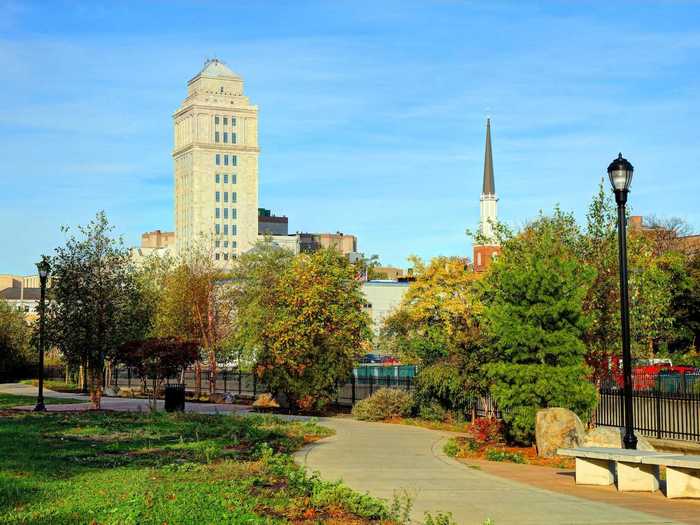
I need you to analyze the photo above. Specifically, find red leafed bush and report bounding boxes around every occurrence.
[470,417,504,445]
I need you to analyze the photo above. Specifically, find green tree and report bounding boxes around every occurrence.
[581,181,621,384]
[483,212,597,444]
[0,301,34,380]
[231,245,370,410]
[382,256,487,417]
[47,211,147,407]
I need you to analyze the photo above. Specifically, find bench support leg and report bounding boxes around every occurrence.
[575,457,614,486]
[665,467,700,499]
[616,461,659,492]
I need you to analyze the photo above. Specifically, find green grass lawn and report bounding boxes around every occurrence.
[0,411,398,524]
[0,394,84,410]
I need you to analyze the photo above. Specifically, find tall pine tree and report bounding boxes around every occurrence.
[483,211,597,444]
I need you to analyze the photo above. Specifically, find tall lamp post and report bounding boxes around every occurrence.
[607,153,637,450]
[34,256,50,413]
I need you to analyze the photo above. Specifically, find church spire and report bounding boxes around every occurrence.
[482,118,495,195]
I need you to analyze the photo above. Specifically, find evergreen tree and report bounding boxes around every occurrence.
[483,211,597,444]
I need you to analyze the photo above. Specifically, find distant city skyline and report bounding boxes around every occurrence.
[1,1,699,274]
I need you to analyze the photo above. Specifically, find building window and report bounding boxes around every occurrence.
[223,132,228,143]
[224,155,229,166]
[232,241,237,249]
[224,224,228,235]
[215,131,220,143]
[223,208,228,219]
[215,240,220,248]
[223,174,228,184]
[215,208,220,218]
[232,224,237,236]
[223,240,228,248]
[231,155,237,166]
[224,253,229,261]
[215,253,220,260]
[215,154,221,165]
[231,133,237,144]
[223,192,228,203]
[231,208,237,219]
[232,117,236,126]
[215,224,221,235]
[232,192,237,203]
[223,117,228,126]
[215,116,220,125]
[215,191,220,203]
[215,173,220,183]
[232,174,237,184]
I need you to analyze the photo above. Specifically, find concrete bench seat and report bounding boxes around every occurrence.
[641,454,700,499]
[557,447,680,493]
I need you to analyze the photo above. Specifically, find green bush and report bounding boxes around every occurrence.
[419,401,448,422]
[485,448,526,464]
[425,512,459,525]
[413,363,473,418]
[443,438,460,457]
[352,388,413,421]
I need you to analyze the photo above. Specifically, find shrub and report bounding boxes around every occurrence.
[413,363,473,417]
[470,417,503,445]
[425,512,458,525]
[485,448,526,464]
[418,401,448,422]
[352,388,413,421]
[443,438,460,457]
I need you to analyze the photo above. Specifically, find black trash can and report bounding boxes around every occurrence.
[164,383,186,412]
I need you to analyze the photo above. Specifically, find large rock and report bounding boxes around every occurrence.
[536,408,585,457]
[582,426,655,451]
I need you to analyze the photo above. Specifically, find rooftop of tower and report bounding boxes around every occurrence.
[188,58,241,85]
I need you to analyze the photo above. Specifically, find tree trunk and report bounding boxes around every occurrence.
[89,365,102,410]
[208,351,217,396]
[194,361,202,398]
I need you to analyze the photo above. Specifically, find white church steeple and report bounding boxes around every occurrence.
[479,118,498,242]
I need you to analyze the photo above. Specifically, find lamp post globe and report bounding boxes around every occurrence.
[607,153,637,450]
[34,256,50,412]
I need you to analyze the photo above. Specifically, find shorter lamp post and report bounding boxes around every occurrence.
[34,256,50,412]
[607,153,637,450]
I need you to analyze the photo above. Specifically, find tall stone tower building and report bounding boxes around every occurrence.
[173,59,259,262]
[473,118,501,272]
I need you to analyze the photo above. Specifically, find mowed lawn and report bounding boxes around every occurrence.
[0,393,84,410]
[0,411,394,524]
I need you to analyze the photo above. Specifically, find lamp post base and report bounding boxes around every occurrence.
[33,399,46,412]
[623,432,638,450]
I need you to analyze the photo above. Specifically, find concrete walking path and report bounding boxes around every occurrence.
[295,418,691,525]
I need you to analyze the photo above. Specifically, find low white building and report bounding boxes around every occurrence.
[361,280,409,336]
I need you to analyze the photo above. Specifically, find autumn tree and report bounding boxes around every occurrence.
[382,256,487,417]
[145,240,233,396]
[116,337,199,409]
[230,244,370,410]
[47,212,148,408]
[482,212,597,444]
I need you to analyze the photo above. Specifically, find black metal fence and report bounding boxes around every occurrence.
[51,365,700,442]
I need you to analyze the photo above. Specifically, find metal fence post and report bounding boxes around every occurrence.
[238,369,242,396]
[351,375,356,405]
[223,370,228,393]
[655,389,662,439]
[369,375,374,396]
[253,373,257,397]
[127,367,132,388]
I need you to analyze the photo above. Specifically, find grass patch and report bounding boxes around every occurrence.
[19,380,83,394]
[0,410,401,524]
[0,394,83,410]
[484,448,526,464]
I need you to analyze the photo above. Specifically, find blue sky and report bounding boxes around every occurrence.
[1,1,699,274]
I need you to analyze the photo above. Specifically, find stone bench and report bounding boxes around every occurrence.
[557,447,700,498]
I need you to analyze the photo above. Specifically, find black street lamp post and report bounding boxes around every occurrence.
[607,153,637,450]
[34,256,50,413]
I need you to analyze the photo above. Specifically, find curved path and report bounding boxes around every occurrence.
[295,418,686,525]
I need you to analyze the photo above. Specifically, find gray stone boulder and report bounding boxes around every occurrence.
[536,408,585,457]
[103,386,119,397]
[582,426,655,451]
